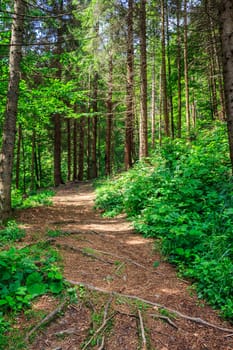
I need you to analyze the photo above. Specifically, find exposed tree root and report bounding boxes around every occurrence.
[26,300,67,342]
[55,243,114,265]
[138,310,147,350]
[82,295,113,350]
[66,280,233,334]
[149,313,178,329]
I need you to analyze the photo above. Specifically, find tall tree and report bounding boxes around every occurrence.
[105,53,113,176]
[124,0,134,169]
[0,0,25,220]
[218,0,233,172]
[161,0,169,137]
[176,0,182,138]
[184,0,190,136]
[139,0,148,158]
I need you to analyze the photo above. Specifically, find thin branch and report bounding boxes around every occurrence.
[66,280,233,334]
[26,300,67,341]
[138,309,147,350]
[149,313,178,329]
[82,313,116,350]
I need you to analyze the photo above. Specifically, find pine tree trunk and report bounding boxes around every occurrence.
[218,1,233,172]
[176,0,182,138]
[105,54,113,176]
[161,0,169,137]
[151,54,156,148]
[125,0,134,169]
[139,0,148,158]
[15,125,22,190]
[54,113,63,186]
[73,119,78,181]
[92,72,98,178]
[67,119,71,181]
[78,116,85,181]
[0,0,25,220]
[184,0,190,136]
[166,4,174,139]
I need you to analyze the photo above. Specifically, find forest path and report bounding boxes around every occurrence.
[17,182,233,350]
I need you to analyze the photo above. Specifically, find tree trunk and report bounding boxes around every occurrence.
[151,53,156,148]
[125,0,134,169]
[176,0,182,138]
[161,0,169,137]
[0,0,25,220]
[92,72,98,178]
[67,119,71,181]
[54,113,63,186]
[78,116,85,181]
[139,0,148,158]
[15,124,22,190]
[105,54,113,176]
[184,0,191,136]
[166,3,174,139]
[73,119,78,181]
[218,1,233,172]
[31,129,36,191]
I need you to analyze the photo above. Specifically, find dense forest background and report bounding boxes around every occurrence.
[1,0,232,215]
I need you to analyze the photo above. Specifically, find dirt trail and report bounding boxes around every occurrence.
[17,182,233,350]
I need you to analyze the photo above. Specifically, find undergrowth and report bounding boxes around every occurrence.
[0,242,64,347]
[95,122,233,321]
[12,189,54,209]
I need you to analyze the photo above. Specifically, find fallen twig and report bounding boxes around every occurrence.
[138,309,147,350]
[149,313,178,329]
[26,300,67,341]
[66,280,233,333]
[82,313,116,350]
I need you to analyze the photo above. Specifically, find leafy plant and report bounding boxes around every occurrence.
[0,221,25,245]
[12,189,54,209]
[0,243,64,342]
[95,123,233,320]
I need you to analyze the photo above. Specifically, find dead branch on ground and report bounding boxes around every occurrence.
[138,309,147,350]
[149,313,178,329]
[26,300,67,341]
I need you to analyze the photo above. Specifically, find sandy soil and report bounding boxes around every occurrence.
[16,182,233,350]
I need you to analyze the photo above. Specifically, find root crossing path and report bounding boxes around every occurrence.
[17,182,233,350]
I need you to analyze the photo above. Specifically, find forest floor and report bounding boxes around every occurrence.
[15,182,233,350]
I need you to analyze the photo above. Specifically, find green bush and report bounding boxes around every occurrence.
[95,123,233,320]
[0,221,25,245]
[0,244,64,341]
[12,189,54,209]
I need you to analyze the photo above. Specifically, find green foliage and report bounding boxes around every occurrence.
[12,189,54,209]
[0,244,64,342]
[0,221,25,245]
[95,123,233,320]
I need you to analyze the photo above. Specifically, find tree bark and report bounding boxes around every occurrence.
[92,72,98,178]
[67,118,71,181]
[73,119,78,181]
[78,116,85,181]
[124,0,134,169]
[139,0,148,158]
[0,0,25,220]
[176,0,182,138]
[54,113,63,186]
[161,0,169,137]
[184,0,191,136]
[15,124,22,190]
[218,1,233,172]
[105,54,113,176]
